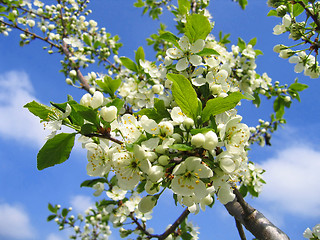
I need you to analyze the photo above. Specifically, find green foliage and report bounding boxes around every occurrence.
[167,73,199,120]
[96,76,122,98]
[201,92,249,122]
[184,14,212,43]
[24,101,54,121]
[37,133,76,170]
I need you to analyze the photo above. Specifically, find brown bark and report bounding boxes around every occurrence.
[225,199,290,240]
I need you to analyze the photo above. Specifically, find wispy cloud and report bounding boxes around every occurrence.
[0,71,47,146]
[46,233,64,240]
[257,145,320,218]
[0,202,36,239]
[70,195,94,213]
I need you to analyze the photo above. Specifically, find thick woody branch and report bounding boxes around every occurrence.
[224,192,290,240]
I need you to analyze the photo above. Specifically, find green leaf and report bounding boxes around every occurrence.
[239,185,248,197]
[154,99,170,119]
[185,14,212,43]
[137,100,169,123]
[289,82,308,91]
[169,144,193,151]
[80,123,98,135]
[267,9,278,17]
[248,37,257,47]
[80,178,106,188]
[120,57,138,72]
[196,48,220,56]
[62,208,68,217]
[167,73,198,120]
[237,37,246,51]
[293,3,304,17]
[24,101,54,121]
[106,98,125,113]
[201,92,247,122]
[252,92,261,107]
[97,76,122,97]
[181,232,193,240]
[83,34,91,46]
[135,46,145,66]
[238,0,248,10]
[134,0,144,7]
[72,104,100,126]
[48,203,57,213]
[178,0,190,15]
[242,92,255,100]
[159,31,179,47]
[254,49,263,56]
[37,133,76,170]
[47,214,56,222]
[190,128,215,135]
[136,179,147,193]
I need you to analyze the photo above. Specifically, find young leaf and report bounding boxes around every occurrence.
[167,73,198,120]
[80,178,106,188]
[159,32,179,47]
[37,133,76,170]
[72,104,100,126]
[237,37,246,51]
[185,14,212,43]
[24,101,54,121]
[178,0,190,15]
[238,0,248,10]
[248,37,257,47]
[289,82,308,91]
[196,48,220,56]
[120,57,138,72]
[201,92,247,122]
[135,46,145,66]
[169,144,193,151]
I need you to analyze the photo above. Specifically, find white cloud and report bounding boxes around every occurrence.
[258,145,320,218]
[0,71,47,146]
[0,203,36,239]
[46,233,64,240]
[70,195,94,213]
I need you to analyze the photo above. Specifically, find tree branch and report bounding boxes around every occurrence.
[225,193,290,240]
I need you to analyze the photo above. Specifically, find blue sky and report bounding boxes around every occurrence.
[0,0,320,239]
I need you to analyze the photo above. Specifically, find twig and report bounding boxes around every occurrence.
[235,218,247,240]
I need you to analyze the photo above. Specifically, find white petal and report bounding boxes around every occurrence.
[166,48,184,59]
[176,57,189,71]
[140,115,159,135]
[179,36,190,51]
[192,179,208,199]
[190,39,205,53]
[189,55,202,66]
[171,176,194,196]
[192,77,206,86]
[218,186,235,204]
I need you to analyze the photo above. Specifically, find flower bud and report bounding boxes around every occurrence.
[80,93,91,107]
[158,155,170,166]
[138,195,157,213]
[191,133,205,147]
[276,5,287,17]
[100,106,117,122]
[284,96,291,102]
[90,91,104,109]
[148,166,164,182]
[66,78,73,85]
[69,70,77,78]
[203,131,218,151]
[183,117,194,130]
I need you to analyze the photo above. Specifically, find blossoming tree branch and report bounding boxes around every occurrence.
[1,0,320,239]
